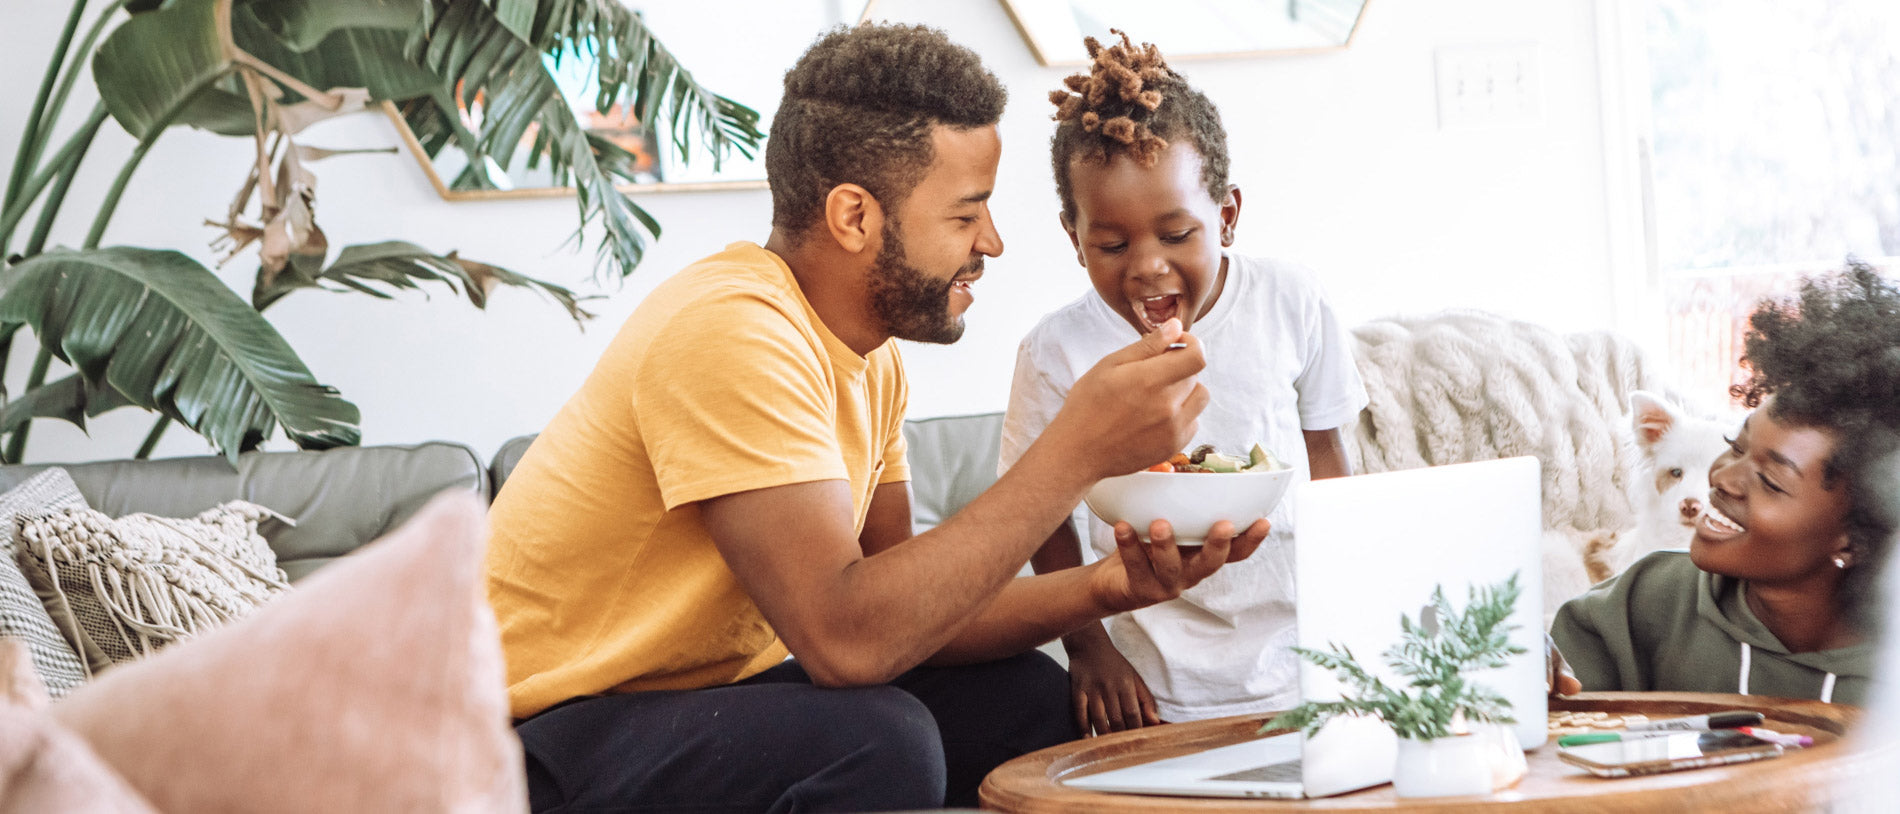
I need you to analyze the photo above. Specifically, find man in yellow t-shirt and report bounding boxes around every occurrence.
[489,23,1270,813]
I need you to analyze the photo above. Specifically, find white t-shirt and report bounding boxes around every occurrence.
[999,254,1368,721]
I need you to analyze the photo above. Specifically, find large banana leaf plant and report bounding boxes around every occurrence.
[0,0,764,463]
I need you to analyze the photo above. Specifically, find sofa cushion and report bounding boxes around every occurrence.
[47,491,526,813]
[0,469,93,697]
[901,413,1005,535]
[0,442,487,582]
[0,642,156,814]
[490,434,536,496]
[15,502,290,667]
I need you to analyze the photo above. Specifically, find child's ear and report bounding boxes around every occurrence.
[824,183,880,254]
[1060,212,1085,268]
[1219,185,1242,247]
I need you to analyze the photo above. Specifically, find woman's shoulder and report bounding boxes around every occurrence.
[1566,550,1701,613]
[1606,549,1706,598]
[1625,548,1700,577]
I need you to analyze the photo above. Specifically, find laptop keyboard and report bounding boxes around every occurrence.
[1210,760,1303,783]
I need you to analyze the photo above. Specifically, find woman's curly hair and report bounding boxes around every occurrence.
[1731,260,1900,629]
[766,23,1006,240]
[1048,30,1230,223]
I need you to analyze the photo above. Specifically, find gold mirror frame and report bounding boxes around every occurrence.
[382,101,776,200]
[993,0,1372,67]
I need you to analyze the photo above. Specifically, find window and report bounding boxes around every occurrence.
[1637,0,1899,403]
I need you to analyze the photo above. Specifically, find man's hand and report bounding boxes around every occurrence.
[1062,629,1162,736]
[1090,517,1269,614]
[1049,318,1210,481]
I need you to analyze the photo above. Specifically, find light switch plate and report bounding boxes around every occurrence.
[1436,44,1542,129]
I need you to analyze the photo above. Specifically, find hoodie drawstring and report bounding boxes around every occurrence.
[1740,640,1842,702]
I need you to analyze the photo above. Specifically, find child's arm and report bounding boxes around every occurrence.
[1302,427,1352,480]
[1032,522,1162,735]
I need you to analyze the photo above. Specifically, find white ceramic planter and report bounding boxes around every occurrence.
[1391,733,1493,798]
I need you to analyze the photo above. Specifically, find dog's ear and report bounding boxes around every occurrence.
[1628,391,1679,449]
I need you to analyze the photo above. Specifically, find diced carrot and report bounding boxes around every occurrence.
[1146,461,1173,472]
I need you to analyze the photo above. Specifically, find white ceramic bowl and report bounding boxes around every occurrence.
[1082,467,1295,544]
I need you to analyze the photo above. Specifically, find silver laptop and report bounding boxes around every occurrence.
[1063,456,1547,799]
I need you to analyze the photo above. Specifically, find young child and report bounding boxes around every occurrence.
[998,32,1367,733]
[1551,263,1900,705]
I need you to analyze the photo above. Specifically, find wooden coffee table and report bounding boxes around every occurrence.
[980,693,1882,812]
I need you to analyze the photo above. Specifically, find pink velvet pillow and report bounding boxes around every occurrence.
[0,639,156,813]
[48,492,526,813]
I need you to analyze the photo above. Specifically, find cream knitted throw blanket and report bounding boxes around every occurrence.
[1345,310,1667,532]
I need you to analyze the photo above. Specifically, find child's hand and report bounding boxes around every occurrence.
[1091,517,1269,614]
[1053,318,1209,481]
[1547,634,1582,696]
[1061,627,1162,736]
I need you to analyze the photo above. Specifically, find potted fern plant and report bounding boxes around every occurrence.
[1265,572,1529,798]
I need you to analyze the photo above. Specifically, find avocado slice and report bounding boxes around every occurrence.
[1244,443,1282,472]
[1201,451,1249,472]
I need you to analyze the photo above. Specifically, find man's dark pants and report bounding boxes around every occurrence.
[514,650,1078,812]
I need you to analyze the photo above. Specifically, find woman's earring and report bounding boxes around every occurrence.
[1833,554,1849,569]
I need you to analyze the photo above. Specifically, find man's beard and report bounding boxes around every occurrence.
[866,218,974,345]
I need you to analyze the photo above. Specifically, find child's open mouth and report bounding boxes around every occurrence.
[1133,294,1181,332]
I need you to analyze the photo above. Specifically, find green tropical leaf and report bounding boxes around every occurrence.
[93,0,439,141]
[254,240,594,324]
[0,247,360,459]
[483,0,538,43]
[242,0,425,51]
[419,0,661,275]
[414,0,763,277]
[228,8,439,104]
[91,0,236,140]
[0,373,137,436]
[569,3,765,170]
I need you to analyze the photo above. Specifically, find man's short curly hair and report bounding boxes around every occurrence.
[767,23,1007,239]
[1731,260,1900,629]
[1048,30,1230,224]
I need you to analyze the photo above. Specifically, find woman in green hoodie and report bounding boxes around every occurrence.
[1552,263,1900,706]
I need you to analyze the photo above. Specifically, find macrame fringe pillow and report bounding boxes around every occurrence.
[14,503,292,666]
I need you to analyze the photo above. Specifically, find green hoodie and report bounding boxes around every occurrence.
[1551,551,1873,705]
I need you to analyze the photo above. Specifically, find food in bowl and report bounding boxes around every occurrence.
[1147,443,1286,473]
[1085,443,1295,544]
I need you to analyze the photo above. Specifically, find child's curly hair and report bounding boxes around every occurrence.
[1732,260,1900,629]
[1048,30,1230,223]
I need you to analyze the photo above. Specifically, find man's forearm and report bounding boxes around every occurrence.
[795,437,1106,683]
[920,565,1115,665]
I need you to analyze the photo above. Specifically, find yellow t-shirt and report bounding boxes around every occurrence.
[486,242,912,719]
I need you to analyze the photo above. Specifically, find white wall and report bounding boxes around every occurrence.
[1,0,1615,465]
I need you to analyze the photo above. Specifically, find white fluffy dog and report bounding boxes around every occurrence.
[1588,392,1739,580]
[1543,391,1737,625]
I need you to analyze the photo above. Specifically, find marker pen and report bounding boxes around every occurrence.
[1623,711,1763,732]
[1556,731,1681,747]
[1737,726,1814,748]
